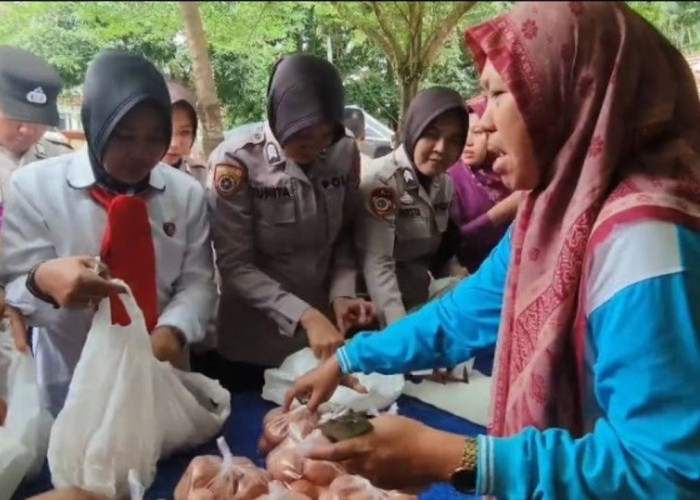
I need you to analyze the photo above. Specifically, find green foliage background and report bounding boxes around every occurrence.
[0,1,696,130]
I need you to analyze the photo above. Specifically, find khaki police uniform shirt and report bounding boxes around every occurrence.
[0,135,73,205]
[207,122,360,366]
[356,145,453,327]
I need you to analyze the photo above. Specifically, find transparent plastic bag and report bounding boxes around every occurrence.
[175,436,270,500]
[319,475,416,500]
[266,426,344,487]
[256,480,312,500]
[258,404,319,456]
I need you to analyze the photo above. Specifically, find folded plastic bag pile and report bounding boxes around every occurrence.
[47,282,231,498]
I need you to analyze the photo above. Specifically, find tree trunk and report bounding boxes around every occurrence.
[397,72,419,136]
[326,33,333,63]
[179,1,224,158]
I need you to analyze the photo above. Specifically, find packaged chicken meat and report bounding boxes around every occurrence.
[256,480,312,500]
[259,405,320,455]
[266,425,344,487]
[175,436,270,500]
[319,475,417,500]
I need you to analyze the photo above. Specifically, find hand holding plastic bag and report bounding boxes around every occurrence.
[48,282,230,497]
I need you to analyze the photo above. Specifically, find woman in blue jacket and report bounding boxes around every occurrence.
[285,2,700,498]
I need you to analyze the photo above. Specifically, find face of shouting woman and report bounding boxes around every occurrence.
[479,60,540,191]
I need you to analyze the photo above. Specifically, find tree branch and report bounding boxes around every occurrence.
[393,1,411,27]
[331,1,397,65]
[414,1,424,69]
[420,2,476,69]
[369,1,405,63]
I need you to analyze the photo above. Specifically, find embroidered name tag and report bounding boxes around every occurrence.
[399,207,421,218]
[321,175,349,190]
[252,186,292,199]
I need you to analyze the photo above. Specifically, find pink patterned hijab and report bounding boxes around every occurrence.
[465,1,700,437]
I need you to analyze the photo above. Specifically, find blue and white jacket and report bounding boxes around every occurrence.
[336,219,700,499]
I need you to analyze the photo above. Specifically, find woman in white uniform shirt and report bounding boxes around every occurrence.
[0,51,216,415]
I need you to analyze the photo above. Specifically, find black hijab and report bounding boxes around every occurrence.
[402,86,469,167]
[81,50,172,194]
[266,54,345,147]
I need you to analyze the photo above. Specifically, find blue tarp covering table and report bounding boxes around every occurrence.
[15,394,483,500]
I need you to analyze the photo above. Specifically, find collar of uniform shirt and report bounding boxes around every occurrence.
[65,149,166,193]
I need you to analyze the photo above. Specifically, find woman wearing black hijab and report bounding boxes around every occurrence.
[206,54,374,392]
[0,50,216,415]
[354,87,468,330]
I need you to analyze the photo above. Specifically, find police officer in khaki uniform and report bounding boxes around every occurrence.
[164,80,208,186]
[0,46,71,206]
[207,54,374,392]
[355,87,468,327]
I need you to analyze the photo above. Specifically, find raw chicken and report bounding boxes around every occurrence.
[260,406,319,455]
[175,437,270,500]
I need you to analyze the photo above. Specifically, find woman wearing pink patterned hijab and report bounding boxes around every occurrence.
[286,2,700,497]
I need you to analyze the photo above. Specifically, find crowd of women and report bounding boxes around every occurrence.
[1,1,700,498]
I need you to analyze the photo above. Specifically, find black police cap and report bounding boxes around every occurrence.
[0,46,63,126]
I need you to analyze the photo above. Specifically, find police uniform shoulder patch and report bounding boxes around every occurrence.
[214,161,247,198]
[369,187,397,219]
[265,142,281,164]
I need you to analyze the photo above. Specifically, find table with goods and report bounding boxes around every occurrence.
[4,286,487,500]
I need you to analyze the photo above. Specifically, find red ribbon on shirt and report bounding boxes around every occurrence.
[89,186,158,332]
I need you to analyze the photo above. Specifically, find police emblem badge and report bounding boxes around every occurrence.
[26,86,47,105]
[369,187,397,218]
[214,162,247,198]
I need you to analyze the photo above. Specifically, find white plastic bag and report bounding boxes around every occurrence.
[48,282,231,498]
[0,322,54,499]
[262,349,404,413]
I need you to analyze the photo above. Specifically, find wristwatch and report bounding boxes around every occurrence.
[449,436,478,494]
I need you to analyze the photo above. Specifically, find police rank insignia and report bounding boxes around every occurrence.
[214,162,246,198]
[369,187,397,219]
[266,143,282,164]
